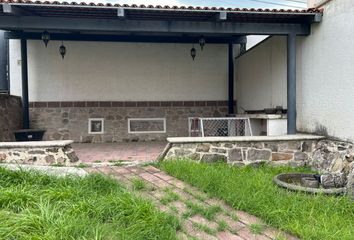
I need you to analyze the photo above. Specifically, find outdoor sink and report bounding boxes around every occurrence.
[273,173,346,195]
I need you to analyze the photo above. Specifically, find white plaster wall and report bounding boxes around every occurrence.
[246,35,269,50]
[235,36,287,111]
[235,0,354,142]
[10,40,228,101]
[9,41,22,97]
[297,0,354,142]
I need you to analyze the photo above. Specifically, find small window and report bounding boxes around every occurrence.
[88,118,104,134]
[128,118,166,134]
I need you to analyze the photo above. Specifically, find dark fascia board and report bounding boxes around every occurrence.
[5,32,248,44]
[0,16,311,36]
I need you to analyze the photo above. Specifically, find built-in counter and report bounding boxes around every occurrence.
[236,114,287,136]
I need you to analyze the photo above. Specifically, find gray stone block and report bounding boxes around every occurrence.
[294,151,308,161]
[264,142,278,152]
[211,148,227,154]
[321,173,346,188]
[223,143,234,148]
[247,148,271,161]
[200,154,226,163]
[301,141,314,152]
[196,143,211,152]
[67,152,79,163]
[280,141,302,151]
[228,148,243,162]
[174,148,193,157]
[189,153,201,161]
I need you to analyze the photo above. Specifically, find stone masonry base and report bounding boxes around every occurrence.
[0,141,80,166]
[29,101,231,143]
[164,135,354,199]
[0,95,22,142]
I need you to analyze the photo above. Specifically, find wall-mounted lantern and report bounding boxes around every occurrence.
[41,31,50,47]
[190,45,196,61]
[199,36,206,51]
[59,41,66,59]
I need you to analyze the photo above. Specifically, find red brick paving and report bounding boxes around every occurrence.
[72,141,166,163]
[86,165,298,240]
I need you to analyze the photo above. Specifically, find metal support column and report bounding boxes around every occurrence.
[21,38,29,129]
[287,33,297,134]
[228,42,234,115]
[0,30,8,92]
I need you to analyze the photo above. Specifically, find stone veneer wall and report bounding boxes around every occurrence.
[0,140,79,166]
[29,101,231,143]
[164,137,354,199]
[0,94,22,141]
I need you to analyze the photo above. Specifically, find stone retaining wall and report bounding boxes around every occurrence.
[29,101,231,142]
[0,95,22,142]
[164,136,354,199]
[0,141,80,166]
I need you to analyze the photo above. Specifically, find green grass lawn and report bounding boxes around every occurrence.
[0,167,179,240]
[159,160,354,240]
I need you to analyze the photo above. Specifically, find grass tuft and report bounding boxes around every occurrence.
[77,163,89,168]
[159,160,354,240]
[192,222,216,235]
[183,187,207,201]
[160,188,180,205]
[131,177,146,191]
[228,212,239,222]
[217,220,228,232]
[250,223,265,234]
[184,200,221,221]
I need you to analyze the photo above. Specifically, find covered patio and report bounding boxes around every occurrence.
[0,1,323,145]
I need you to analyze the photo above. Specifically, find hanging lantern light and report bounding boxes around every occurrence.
[199,36,206,51]
[190,45,196,61]
[59,41,66,59]
[41,31,50,47]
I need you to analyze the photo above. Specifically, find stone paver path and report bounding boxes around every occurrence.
[86,165,298,240]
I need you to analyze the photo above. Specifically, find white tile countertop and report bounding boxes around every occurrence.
[167,134,325,143]
[236,114,287,119]
[0,140,73,148]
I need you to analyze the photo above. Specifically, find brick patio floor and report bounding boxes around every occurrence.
[86,165,298,240]
[72,141,166,163]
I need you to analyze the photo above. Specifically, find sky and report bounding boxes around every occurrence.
[81,0,307,9]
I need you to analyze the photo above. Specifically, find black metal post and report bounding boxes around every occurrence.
[287,33,297,134]
[21,38,29,129]
[228,42,234,115]
[0,30,8,92]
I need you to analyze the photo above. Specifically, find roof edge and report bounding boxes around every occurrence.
[0,0,323,14]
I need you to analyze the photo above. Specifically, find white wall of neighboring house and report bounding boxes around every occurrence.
[235,36,287,111]
[297,0,354,142]
[9,40,229,101]
[246,35,269,50]
[236,0,354,142]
